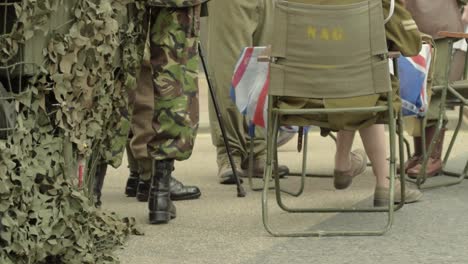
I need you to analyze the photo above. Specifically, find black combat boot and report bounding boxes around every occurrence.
[170,177,201,201]
[125,171,140,197]
[93,162,108,208]
[137,176,201,202]
[149,159,176,224]
[136,179,150,202]
[125,141,140,197]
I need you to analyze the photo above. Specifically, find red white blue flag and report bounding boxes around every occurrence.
[231,44,432,128]
[230,46,270,128]
[397,44,432,117]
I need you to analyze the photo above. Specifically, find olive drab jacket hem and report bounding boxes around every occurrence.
[145,0,209,7]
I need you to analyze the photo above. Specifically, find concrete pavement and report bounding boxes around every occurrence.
[101,76,468,264]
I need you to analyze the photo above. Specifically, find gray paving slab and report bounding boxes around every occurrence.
[102,126,467,264]
[102,83,468,264]
[250,181,468,264]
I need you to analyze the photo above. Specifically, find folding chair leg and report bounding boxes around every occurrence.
[272,115,406,214]
[408,41,466,189]
[261,106,398,237]
[247,132,304,194]
[289,130,334,178]
[328,132,337,142]
[247,136,261,191]
[247,135,275,191]
[403,137,412,162]
[442,105,468,180]
[279,131,306,197]
[397,112,407,204]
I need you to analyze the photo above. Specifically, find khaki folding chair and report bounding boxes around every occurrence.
[246,126,337,194]
[261,0,406,237]
[413,31,468,189]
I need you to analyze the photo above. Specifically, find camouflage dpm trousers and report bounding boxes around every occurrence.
[135,6,200,162]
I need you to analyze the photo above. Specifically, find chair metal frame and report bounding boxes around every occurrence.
[246,128,336,195]
[261,54,407,236]
[409,32,468,189]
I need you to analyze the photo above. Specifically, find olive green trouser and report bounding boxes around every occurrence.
[405,39,465,136]
[206,0,274,167]
[128,7,201,180]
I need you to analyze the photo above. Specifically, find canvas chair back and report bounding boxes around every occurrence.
[269,0,391,99]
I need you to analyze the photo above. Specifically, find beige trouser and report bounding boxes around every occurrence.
[206,0,274,167]
[128,62,154,181]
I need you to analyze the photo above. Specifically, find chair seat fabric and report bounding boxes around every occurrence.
[277,77,400,131]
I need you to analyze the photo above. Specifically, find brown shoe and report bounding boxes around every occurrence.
[333,149,367,190]
[374,184,423,207]
[398,137,422,174]
[407,158,442,179]
[403,155,421,172]
[408,127,445,179]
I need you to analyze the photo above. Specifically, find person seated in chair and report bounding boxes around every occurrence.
[333,0,423,206]
[278,0,423,206]
[401,0,467,179]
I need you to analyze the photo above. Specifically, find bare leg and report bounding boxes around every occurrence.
[358,124,389,188]
[335,125,422,204]
[335,125,389,188]
[334,130,356,171]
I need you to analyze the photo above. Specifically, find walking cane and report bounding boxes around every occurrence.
[198,42,246,197]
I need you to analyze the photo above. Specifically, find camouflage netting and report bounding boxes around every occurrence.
[0,0,145,263]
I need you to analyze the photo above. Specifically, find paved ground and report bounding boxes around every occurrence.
[101,77,468,264]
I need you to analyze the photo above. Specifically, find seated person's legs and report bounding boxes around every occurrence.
[403,0,466,177]
[334,130,367,190]
[405,39,463,178]
[334,125,423,206]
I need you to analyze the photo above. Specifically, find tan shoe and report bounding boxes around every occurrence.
[218,161,245,185]
[333,149,367,190]
[242,158,290,178]
[373,185,423,207]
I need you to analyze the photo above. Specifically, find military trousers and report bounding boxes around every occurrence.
[129,6,201,179]
[206,0,274,166]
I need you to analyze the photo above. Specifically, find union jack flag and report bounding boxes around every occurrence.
[397,44,432,117]
[230,46,270,128]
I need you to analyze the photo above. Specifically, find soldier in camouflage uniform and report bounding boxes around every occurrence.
[128,0,207,224]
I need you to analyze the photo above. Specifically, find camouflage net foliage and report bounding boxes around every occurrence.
[0,0,146,263]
